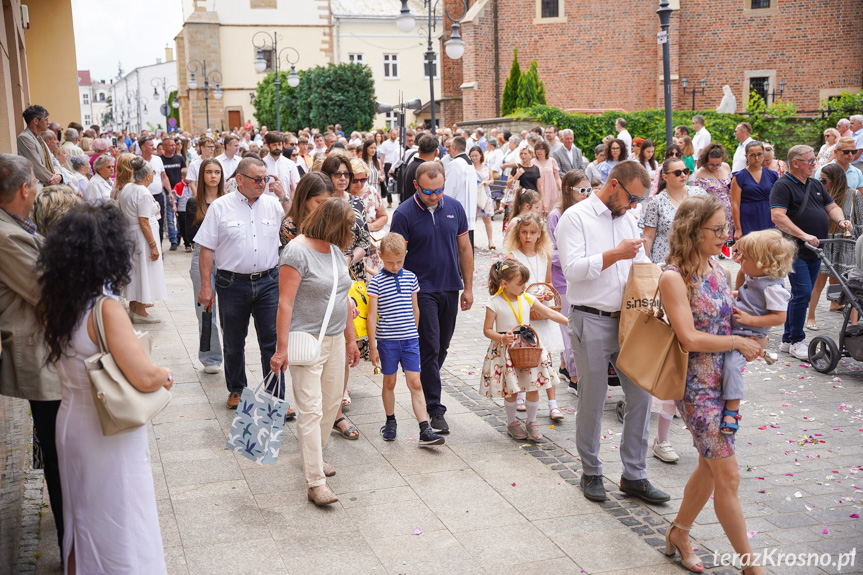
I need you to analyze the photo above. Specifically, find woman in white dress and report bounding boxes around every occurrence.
[36,203,173,575]
[118,156,167,323]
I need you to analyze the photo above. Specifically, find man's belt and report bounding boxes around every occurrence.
[216,267,276,281]
[571,305,620,318]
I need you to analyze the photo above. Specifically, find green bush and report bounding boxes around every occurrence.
[516,60,546,110]
[500,49,520,117]
[254,63,376,133]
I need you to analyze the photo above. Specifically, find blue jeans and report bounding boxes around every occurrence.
[783,257,821,344]
[215,267,284,397]
[190,245,223,368]
[165,200,179,244]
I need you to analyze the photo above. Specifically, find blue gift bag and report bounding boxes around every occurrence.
[226,371,287,465]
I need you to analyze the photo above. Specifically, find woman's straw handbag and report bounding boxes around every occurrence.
[508,325,543,369]
[616,287,688,401]
[527,283,561,321]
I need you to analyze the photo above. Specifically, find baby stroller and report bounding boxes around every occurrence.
[804,240,863,373]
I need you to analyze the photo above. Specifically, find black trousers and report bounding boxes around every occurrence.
[154,192,166,242]
[30,399,63,550]
[383,163,393,203]
[177,210,190,247]
[416,291,460,416]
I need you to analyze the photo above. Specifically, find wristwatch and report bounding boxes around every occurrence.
[279,196,289,204]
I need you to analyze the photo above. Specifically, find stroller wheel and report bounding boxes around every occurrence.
[809,336,840,374]
[616,400,626,423]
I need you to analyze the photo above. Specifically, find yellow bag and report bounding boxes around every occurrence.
[349,280,369,339]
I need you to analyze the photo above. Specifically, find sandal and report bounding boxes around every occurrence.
[516,394,526,412]
[719,408,741,435]
[333,417,359,440]
[341,390,351,407]
[805,321,818,330]
[664,521,705,573]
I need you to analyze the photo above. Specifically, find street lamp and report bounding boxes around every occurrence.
[252,31,301,132]
[152,76,178,133]
[681,78,706,111]
[657,0,673,148]
[186,59,223,131]
[395,0,468,132]
[765,79,786,105]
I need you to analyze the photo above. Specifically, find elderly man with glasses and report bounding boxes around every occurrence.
[849,115,863,171]
[556,160,670,505]
[814,136,863,195]
[770,145,852,361]
[195,156,291,409]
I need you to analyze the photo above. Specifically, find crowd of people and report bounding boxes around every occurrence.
[3,101,863,573]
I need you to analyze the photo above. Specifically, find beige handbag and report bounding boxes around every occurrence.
[615,287,688,401]
[85,296,172,435]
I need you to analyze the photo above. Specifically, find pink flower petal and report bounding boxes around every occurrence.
[412,527,423,535]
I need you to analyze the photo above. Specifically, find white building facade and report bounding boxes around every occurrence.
[111,59,178,134]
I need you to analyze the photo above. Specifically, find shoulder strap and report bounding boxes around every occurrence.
[91,295,110,354]
[318,246,340,342]
[789,177,813,221]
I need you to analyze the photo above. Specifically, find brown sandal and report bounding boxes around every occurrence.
[333,417,359,440]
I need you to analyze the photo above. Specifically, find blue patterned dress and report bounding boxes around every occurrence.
[667,261,736,459]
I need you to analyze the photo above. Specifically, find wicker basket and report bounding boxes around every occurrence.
[508,325,543,369]
[527,283,562,321]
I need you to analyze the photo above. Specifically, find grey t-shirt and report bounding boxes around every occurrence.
[278,240,351,337]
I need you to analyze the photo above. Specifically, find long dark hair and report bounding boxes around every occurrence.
[657,157,687,194]
[288,171,334,229]
[194,158,225,227]
[362,138,381,173]
[638,138,657,171]
[822,163,849,235]
[607,138,629,161]
[37,203,134,363]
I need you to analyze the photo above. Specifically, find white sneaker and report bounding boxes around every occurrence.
[779,341,791,353]
[789,341,809,361]
[130,312,160,324]
[652,437,680,463]
[203,365,221,374]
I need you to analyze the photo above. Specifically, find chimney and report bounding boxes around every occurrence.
[165,45,174,62]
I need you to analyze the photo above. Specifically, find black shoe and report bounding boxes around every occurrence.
[619,477,671,504]
[430,413,449,434]
[169,243,178,251]
[380,419,397,441]
[418,427,445,446]
[559,366,570,380]
[567,380,578,396]
[580,474,608,502]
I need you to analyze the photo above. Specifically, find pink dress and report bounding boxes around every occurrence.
[533,158,561,213]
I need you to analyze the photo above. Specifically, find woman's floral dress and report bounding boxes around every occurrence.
[666,262,736,459]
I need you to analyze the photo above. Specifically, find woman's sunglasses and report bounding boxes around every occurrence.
[667,152,681,158]
[667,168,691,177]
[352,177,368,184]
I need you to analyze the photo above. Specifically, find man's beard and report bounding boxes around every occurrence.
[270,149,281,157]
[605,195,629,218]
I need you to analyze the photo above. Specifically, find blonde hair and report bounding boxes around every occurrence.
[735,229,796,278]
[112,153,136,199]
[680,135,694,158]
[519,146,536,160]
[666,195,725,292]
[349,157,369,178]
[503,211,552,261]
[379,232,406,255]
[487,258,530,296]
[32,185,81,235]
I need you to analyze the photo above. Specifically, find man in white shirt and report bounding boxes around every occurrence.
[615,118,632,156]
[379,129,401,206]
[195,156,291,410]
[216,135,241,180]
[311,133,327,156]
[349,131,363,148]
[691,115,711,160]
[556,160,670,505]
[262,131,299,201]
[443,136,478,246]
[849,115,863,170]
[238,130,251,151]
[731,122,754,172]
[140,135,172,243]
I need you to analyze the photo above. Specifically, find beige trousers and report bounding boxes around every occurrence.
[289,335,345,487]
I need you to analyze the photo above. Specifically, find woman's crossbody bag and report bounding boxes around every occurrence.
[287,246,339,366]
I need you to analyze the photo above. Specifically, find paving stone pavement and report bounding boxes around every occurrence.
[31,212,863,575]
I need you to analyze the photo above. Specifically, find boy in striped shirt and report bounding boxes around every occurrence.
[368,233,445,446]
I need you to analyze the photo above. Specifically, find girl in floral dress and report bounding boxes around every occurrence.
[659,195,766,575]
[481,259,568,442]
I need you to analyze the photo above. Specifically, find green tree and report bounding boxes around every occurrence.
[516,60,546,110]
[252,70,298,131]
[501,48,521,116]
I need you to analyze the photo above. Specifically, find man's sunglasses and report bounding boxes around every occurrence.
[418,186,445,195]
[237,173,271,186]
[617,180,647,204]
[838,149,858,155]
[667,168,691,177]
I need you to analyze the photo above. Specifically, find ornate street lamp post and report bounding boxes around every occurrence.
[252,32,300,132]
[186,59,223,131]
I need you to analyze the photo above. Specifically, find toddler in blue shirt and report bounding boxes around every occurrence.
[368,233,444,446]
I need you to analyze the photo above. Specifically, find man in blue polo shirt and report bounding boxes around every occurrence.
[390,161,474,434]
